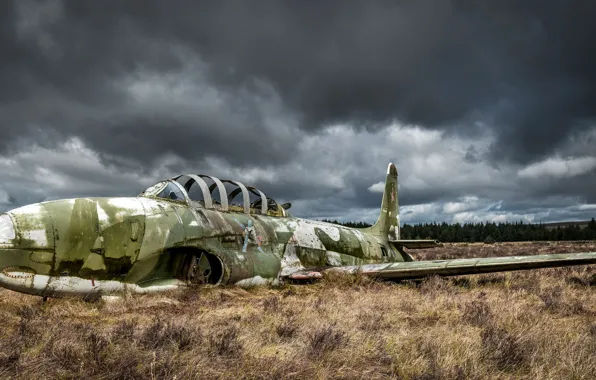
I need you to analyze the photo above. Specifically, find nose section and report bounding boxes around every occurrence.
[0,197,149,296]
[0,203,55,295]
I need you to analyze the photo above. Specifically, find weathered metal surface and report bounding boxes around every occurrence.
[317,252,596,279]
[0,163,594,298]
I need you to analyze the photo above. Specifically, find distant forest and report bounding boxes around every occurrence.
[320,218,596,242]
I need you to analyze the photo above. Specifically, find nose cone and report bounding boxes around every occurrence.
[3,203,56,250]
[0,203,55,295]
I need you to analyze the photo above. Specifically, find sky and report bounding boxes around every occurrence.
[1,0,596,225]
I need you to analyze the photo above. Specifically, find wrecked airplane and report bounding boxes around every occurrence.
[1,163,595,298]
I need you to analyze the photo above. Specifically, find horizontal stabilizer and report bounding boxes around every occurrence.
[286,252,596,281]
[390,239,443,249]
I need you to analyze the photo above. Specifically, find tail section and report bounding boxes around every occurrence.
[364,162,400,241]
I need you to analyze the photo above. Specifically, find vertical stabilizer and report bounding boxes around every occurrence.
[363,163,399,241]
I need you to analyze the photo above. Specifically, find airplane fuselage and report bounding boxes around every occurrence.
[0,195,403,297]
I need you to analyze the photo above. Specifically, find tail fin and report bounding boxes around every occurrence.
[364,162,400,240]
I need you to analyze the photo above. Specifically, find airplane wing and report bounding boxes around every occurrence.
[285,252,596,281]
[390,239,443,249]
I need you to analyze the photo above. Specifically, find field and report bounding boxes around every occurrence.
[0,241,595,379]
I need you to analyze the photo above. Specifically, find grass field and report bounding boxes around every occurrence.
[0,241,595,379]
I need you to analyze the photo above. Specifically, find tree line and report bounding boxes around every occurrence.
[320,218,596,242]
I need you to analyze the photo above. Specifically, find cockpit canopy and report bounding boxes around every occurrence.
[139,174,289,217]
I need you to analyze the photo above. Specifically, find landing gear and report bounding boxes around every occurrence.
[182,252,223,285]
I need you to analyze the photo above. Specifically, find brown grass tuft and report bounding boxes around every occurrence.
[208,325,243,357]
[276,317,299,339]
[461,293,494,326]
[140,317,202,351]
[319,268,372,288]
[111,318,137,342]
[419,275,456,295]
[306,324,348,358]
[538,285,565,311]
[263,295,281,313]
[481,325,533,370]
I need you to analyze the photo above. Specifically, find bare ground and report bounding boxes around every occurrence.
[0,241,595,379]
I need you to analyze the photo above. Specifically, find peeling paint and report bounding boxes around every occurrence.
[280,241,304,276]
[0,214,16,244]
[21,229,48,247]
[326,251,342,266]
[96,204,110,229]
[317,224,341,241]
[286,220,327,250]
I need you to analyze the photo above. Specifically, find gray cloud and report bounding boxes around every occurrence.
[1,0,595,224]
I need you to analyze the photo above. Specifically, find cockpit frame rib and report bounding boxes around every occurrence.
[178,174,213,208]
[169,180,192,203]
[248,187,268,215]
[202,175,229,211]
[223,180,250,214]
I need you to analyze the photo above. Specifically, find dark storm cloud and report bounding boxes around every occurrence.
[90,0,596,164]
[1,0,596,222]
[520,173,596,204]
[1,0,301,168]
[3,0,596,167]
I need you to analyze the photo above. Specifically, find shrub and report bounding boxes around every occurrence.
[307,325,347,358]
[461,298,494,326]
[481,326,531,370]
[208,326,243,357]
[263,296,280,313]
[276,318,298,339]
[484,235,496,244]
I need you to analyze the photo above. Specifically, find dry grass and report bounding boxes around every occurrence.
[0,241,594,379]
